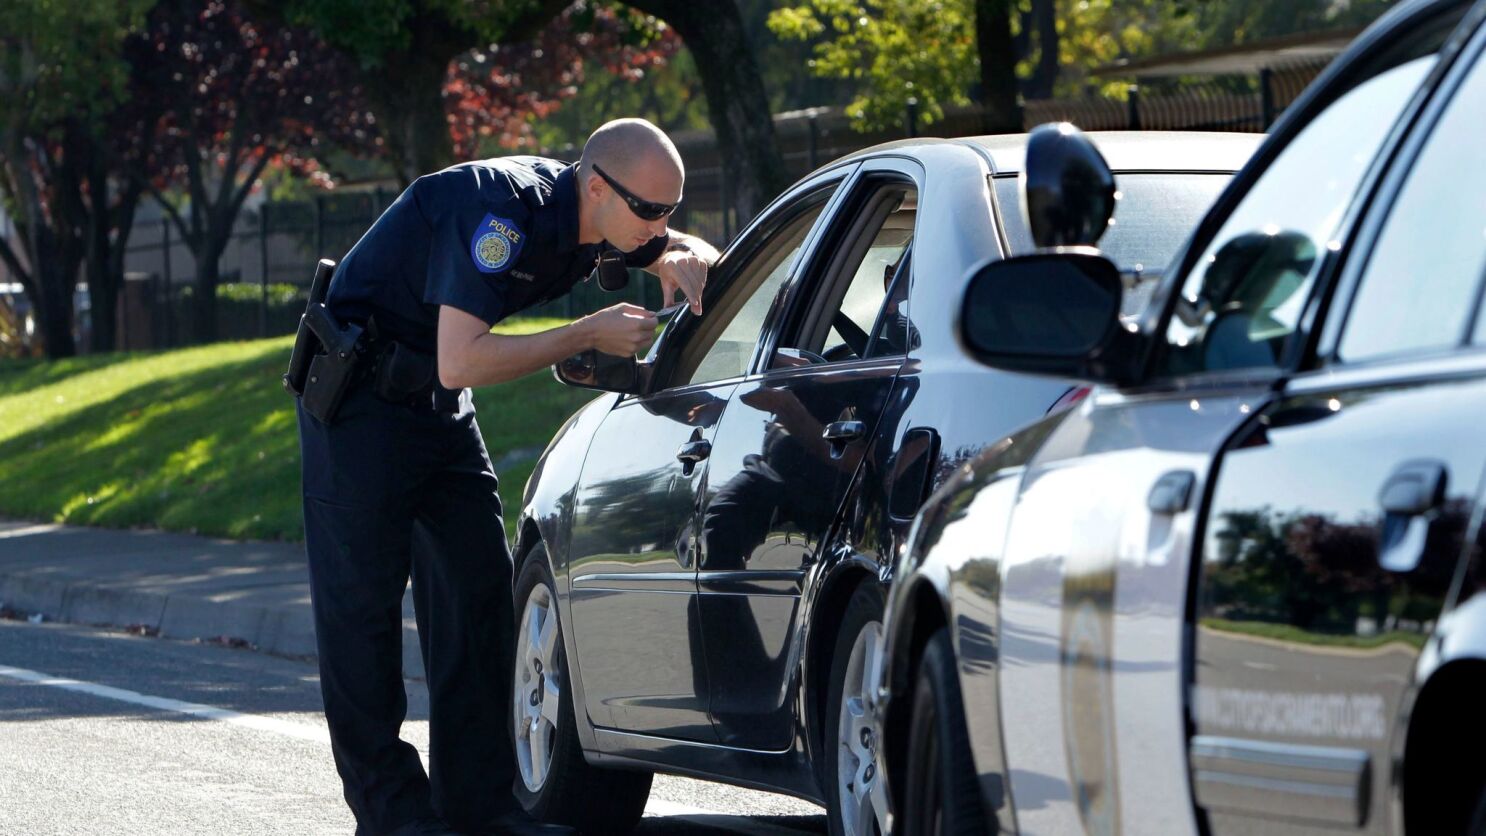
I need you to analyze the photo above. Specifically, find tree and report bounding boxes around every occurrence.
[624,0,789,219]
[0,0,152,358]
[128,0,379,343]
[287,0,789,221]
[445,4,683,158]
[279,0,568,185]
[768,0,985,132]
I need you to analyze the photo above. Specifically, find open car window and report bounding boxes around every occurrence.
[771,179,918,368]
[667,190,836,388]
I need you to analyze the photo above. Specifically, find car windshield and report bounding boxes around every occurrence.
[995,172,1231,315]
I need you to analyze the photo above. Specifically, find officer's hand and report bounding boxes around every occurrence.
[658,250,707,315]
[584,303,659,356]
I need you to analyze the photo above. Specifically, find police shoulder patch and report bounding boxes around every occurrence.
[470,213,525,274]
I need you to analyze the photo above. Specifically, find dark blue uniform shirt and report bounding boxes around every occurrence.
[327,156,668,355]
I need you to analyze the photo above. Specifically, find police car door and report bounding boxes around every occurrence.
[996,10,1454,833]
[1192,16,1486,835]
[565,169,852,744]
[695,160,916,750]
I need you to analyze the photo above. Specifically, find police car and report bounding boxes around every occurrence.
[875,1,1486,834]
[508,125,1259,834]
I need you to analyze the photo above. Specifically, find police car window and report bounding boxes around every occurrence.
[1338,53,1486,364]
[995,173,1229,317]
[774,182,915,366]
[678,195,833,386]
[1155,52,1437,378]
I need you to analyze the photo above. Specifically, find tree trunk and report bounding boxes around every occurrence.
[356,12,474,187]
[627,0,789,228]
[30,226,79,359]
[974,0,1024,134]
[103,180,144,351]
[1024,0,1060,100]
[191,247,222,344]
[84,149,119,353]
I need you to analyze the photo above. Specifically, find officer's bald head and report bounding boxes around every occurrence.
[578,118,683,202]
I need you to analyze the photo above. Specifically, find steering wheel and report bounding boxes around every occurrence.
[772,347,827,368]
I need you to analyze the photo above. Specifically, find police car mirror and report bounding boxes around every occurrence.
[595,247,630,291]
[553,348,641,394]
[959,249,1139,385]
[1021,123,1117,248]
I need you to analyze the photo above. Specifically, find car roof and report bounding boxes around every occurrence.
[834,131,1263,174]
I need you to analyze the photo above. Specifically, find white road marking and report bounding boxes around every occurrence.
[646,799,817,835]
[0,664,330,743]
[0,663,794,828]
[0,523,63,539]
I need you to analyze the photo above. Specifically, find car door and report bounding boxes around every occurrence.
[565,168,851,741]
[695,159,919,750]
[993,13,1455,834]
[1191,21,1486,835]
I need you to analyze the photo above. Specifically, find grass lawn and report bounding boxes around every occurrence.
[0,318,598,542]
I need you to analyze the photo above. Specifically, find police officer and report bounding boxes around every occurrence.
[297,118,717,836]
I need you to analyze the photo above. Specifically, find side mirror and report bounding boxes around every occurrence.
[1021,123,1117,248]
[959,250,1133,382]
[554,349,642,394]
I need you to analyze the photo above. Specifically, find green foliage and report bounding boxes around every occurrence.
[1039,0,1203,97]
[282,0,557,68]
[0,0,150,128]
[216,282,305,307]
[0,318,591,542]
[769,0,978,132]
[767,0,1400,130]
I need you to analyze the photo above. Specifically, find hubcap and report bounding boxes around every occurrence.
[513,581,561,792]
[837,619,890,836]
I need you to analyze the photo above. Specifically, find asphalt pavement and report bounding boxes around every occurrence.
[0,519,826,832]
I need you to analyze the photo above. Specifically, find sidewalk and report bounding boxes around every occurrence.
[0,520,424,675]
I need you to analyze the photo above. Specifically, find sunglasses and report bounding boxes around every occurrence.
[592,163,680,221]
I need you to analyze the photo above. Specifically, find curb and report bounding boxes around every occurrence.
[0,570,424,674]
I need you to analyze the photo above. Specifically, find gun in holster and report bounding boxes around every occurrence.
[283,259,365,424]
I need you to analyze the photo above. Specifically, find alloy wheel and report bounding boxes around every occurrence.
[514,581,562,792]
[837,620,890,836]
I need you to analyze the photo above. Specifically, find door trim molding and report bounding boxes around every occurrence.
[1190,735,1371,827]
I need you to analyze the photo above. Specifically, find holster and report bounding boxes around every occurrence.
[284,259,366,425]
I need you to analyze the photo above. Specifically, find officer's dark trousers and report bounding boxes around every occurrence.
[298,384,517,835]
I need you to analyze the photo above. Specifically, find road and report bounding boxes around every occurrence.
[0,618,825,835]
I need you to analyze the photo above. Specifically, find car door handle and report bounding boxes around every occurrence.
[823,421,866,443]
[1147,469,1196,515]
[676,439,712,476]
[1379,460,1446,516]
[1378,459,1447,573]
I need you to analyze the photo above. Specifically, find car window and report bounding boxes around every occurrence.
[773,180,916,366]
[1338,53,1486,364]
[677,193,834,386]
[867,248,918,358]
[996,173,1229,316]
[1152,53,1437,378]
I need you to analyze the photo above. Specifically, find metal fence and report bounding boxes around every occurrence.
[13,60,1329,352]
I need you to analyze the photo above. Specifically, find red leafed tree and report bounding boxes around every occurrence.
[443,4,683,159]
[127,0,379,343]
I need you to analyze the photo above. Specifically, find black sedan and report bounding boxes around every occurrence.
[877,1,1486,834]
[510,128,1257,834]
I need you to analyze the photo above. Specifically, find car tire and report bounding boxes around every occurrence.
[512,546,652,834]
[900,627,990,836]
[826,582,890,836]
